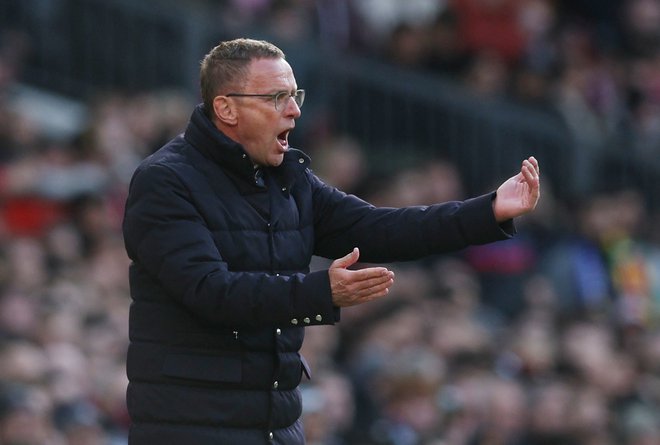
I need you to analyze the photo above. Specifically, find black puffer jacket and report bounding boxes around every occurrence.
[122,105,513,444]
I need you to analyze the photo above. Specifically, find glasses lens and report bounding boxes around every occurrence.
[274,92,287,110]
[294,90,305,108]
[275,90,305,110]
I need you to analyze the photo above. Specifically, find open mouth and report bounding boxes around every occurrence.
[277,130,290,150]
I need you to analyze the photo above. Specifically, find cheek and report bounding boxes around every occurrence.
[243,117,270,142]
[250,112,275,135]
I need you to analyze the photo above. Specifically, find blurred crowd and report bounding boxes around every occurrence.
[1,0,660,444]
[215,0,660,192]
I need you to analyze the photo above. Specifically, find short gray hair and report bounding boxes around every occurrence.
[200,38,285,116]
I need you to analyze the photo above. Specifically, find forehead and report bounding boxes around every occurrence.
[245,58,296,90]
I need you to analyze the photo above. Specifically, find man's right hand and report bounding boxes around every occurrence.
[329,247,395,307]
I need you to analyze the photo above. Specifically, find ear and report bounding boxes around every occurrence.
[212,96,238,126]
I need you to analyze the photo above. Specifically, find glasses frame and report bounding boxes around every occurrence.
[225,89,305,111]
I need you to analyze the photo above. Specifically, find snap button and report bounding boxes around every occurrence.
[276,328,282,335]
[281,187,287,192]
[268,431,273,440]
[291,318,298,325]
[298,158,304,164]
[315,314,323,322]
[303,317,310,324]
[273,381,279,389]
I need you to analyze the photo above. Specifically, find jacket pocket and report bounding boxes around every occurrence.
[162,352,242,383]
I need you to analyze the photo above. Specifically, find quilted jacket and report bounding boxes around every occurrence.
[122,104,513,444]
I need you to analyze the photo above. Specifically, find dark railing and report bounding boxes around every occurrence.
[319,53,573,197]
[0,0,202,97]
[1,0,657,206]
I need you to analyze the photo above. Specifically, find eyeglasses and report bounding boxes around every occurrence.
[226,89,305,111]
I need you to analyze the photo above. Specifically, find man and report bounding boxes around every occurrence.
[122,38,540,444]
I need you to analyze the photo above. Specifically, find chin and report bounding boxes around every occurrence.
[269,155,285,167]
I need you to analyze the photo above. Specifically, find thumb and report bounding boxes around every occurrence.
[330,247,360,270]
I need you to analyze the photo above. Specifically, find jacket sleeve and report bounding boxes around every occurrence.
[309,172,515,263]
[123,163,336,328]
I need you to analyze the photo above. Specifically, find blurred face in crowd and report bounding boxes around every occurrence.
[216,57,301,167]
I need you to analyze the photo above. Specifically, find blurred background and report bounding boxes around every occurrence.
[0,0,660,444]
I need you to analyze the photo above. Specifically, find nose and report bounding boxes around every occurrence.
[283,96,301,119]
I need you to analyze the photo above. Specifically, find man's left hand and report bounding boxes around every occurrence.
[493,156,540,222]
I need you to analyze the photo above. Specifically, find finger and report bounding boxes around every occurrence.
[528,156,540,175]
[344,269,393,292]
[526,160,539,179]
[350,270,395,293]
[349,266,391,280]
[330,247,360,270]
[522,162,539,184]
[354,278,394,303]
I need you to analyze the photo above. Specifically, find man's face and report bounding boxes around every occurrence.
[231,58,301,167]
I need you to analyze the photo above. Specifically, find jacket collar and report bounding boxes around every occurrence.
[183,104,310,192]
